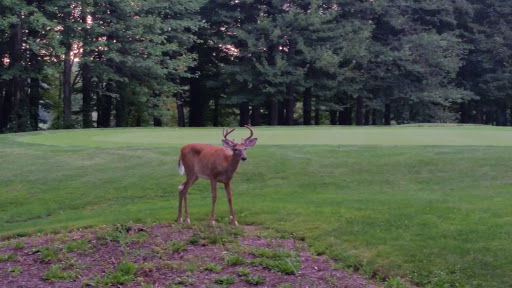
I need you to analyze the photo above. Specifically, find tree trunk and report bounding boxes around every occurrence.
[269,99,278,126]
[495,104,507,126]
[115,94,127,127]
[213,96,219,127]
[28,28,41,131]
[4,21,24,132]
[81,62,94,128]
[303,87,312,125]
[97,82,113,128]
[63,42,73,127]
[460,102,470,123]
[330,111,337,125]
[250,105,261,126]
[278,101,286,125]
[340,106,352,125]
[188,77,203,127]
[175,90,185,127]
[314,104,320,125]
[364,108,371,125]
[285,84,295,126]
[239,101,250,127]
[356,96,364,125]
[384,103,391,125]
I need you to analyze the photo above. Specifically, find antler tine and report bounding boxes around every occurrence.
[242,125,254,142]
[223,127,236,141]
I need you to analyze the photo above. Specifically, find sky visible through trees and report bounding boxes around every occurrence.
[1,0,511,132]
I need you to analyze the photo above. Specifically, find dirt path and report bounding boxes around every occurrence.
[0,223,378,287]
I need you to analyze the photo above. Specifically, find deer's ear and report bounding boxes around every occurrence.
[222,139,236,149]
[244,138,258,148]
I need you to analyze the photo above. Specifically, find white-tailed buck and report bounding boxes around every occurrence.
[177,125,258,226]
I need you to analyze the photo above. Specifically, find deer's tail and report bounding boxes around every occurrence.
[178,156,185,175]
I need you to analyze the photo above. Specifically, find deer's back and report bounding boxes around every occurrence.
[180,144,232,181]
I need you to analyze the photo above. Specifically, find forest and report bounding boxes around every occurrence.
[1,0,511,132]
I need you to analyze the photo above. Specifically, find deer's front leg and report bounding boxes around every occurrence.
[209,180,217,226]
[224,182,238,226]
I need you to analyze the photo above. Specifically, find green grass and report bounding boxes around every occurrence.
[1,126,512,287]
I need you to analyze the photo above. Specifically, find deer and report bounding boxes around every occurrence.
[177,125,258,226]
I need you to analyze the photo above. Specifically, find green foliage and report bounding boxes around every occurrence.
[8,265,22,276]
[237,267,251,276]
[226,254,244,266]
[202,263,223,273]
[214,274,235,285]
[171,276,196,286]
[242,274,265,285]
[167,240,188,253]
[185,259,199,273]
[92,261,137,286]
[384,277,410,288]
[39,246,58,263]
[63,239,89,253]
[43,265,79,282]
[250,248,297,260]
[187,233,202,245]
[247,257,301,275]
[13,241,24,250]
[0,253,15,262]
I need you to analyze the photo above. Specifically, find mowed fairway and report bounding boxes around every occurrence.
[1,126,512,287]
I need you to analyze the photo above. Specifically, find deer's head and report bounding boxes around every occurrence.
[222,125,257,161]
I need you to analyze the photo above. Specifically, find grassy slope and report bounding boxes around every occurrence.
[1,126,512,287]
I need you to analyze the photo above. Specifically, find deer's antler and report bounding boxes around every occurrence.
[223,127,236,142]
[242,125,254,143]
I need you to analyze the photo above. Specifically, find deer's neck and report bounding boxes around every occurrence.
[225,154,241,178]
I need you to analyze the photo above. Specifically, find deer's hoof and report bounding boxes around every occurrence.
[209,220,216,227]
[233,221,239,226]
[185,218,191,224]
[177,217,183,223]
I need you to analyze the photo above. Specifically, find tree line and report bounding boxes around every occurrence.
[1,0,511,132]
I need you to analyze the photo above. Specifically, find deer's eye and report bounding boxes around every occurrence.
[233,148,239,152]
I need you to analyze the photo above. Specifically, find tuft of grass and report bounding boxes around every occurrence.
[384,276,411,288]
[43,265,79,281]
[92,261,137,286]
[0,253,15,262]
[138,262,155,274]
[8,266,22,276]
[63,238,89,253]
[170,277,196,286]
[185,259,199,273]
[226,254,245,266]
[187,233,202,245]
[237,267,252,276]
[202,263,223,273]
[167,240,187,253]
[13,241,24,250]
[214,274,235,285]
[247,248,301,274]
[242,274,265,285]
[247,257,301,275]
[38,246,58,263]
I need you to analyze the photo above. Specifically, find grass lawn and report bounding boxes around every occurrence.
[1,125,512,287]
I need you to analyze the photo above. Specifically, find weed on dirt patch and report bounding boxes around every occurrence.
[0,223,378,288]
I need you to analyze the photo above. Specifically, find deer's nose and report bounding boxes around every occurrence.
[241,156,247,161]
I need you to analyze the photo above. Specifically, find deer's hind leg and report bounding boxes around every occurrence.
[177,176,197,224]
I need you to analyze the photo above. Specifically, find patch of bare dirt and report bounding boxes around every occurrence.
[0,223,379,288]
